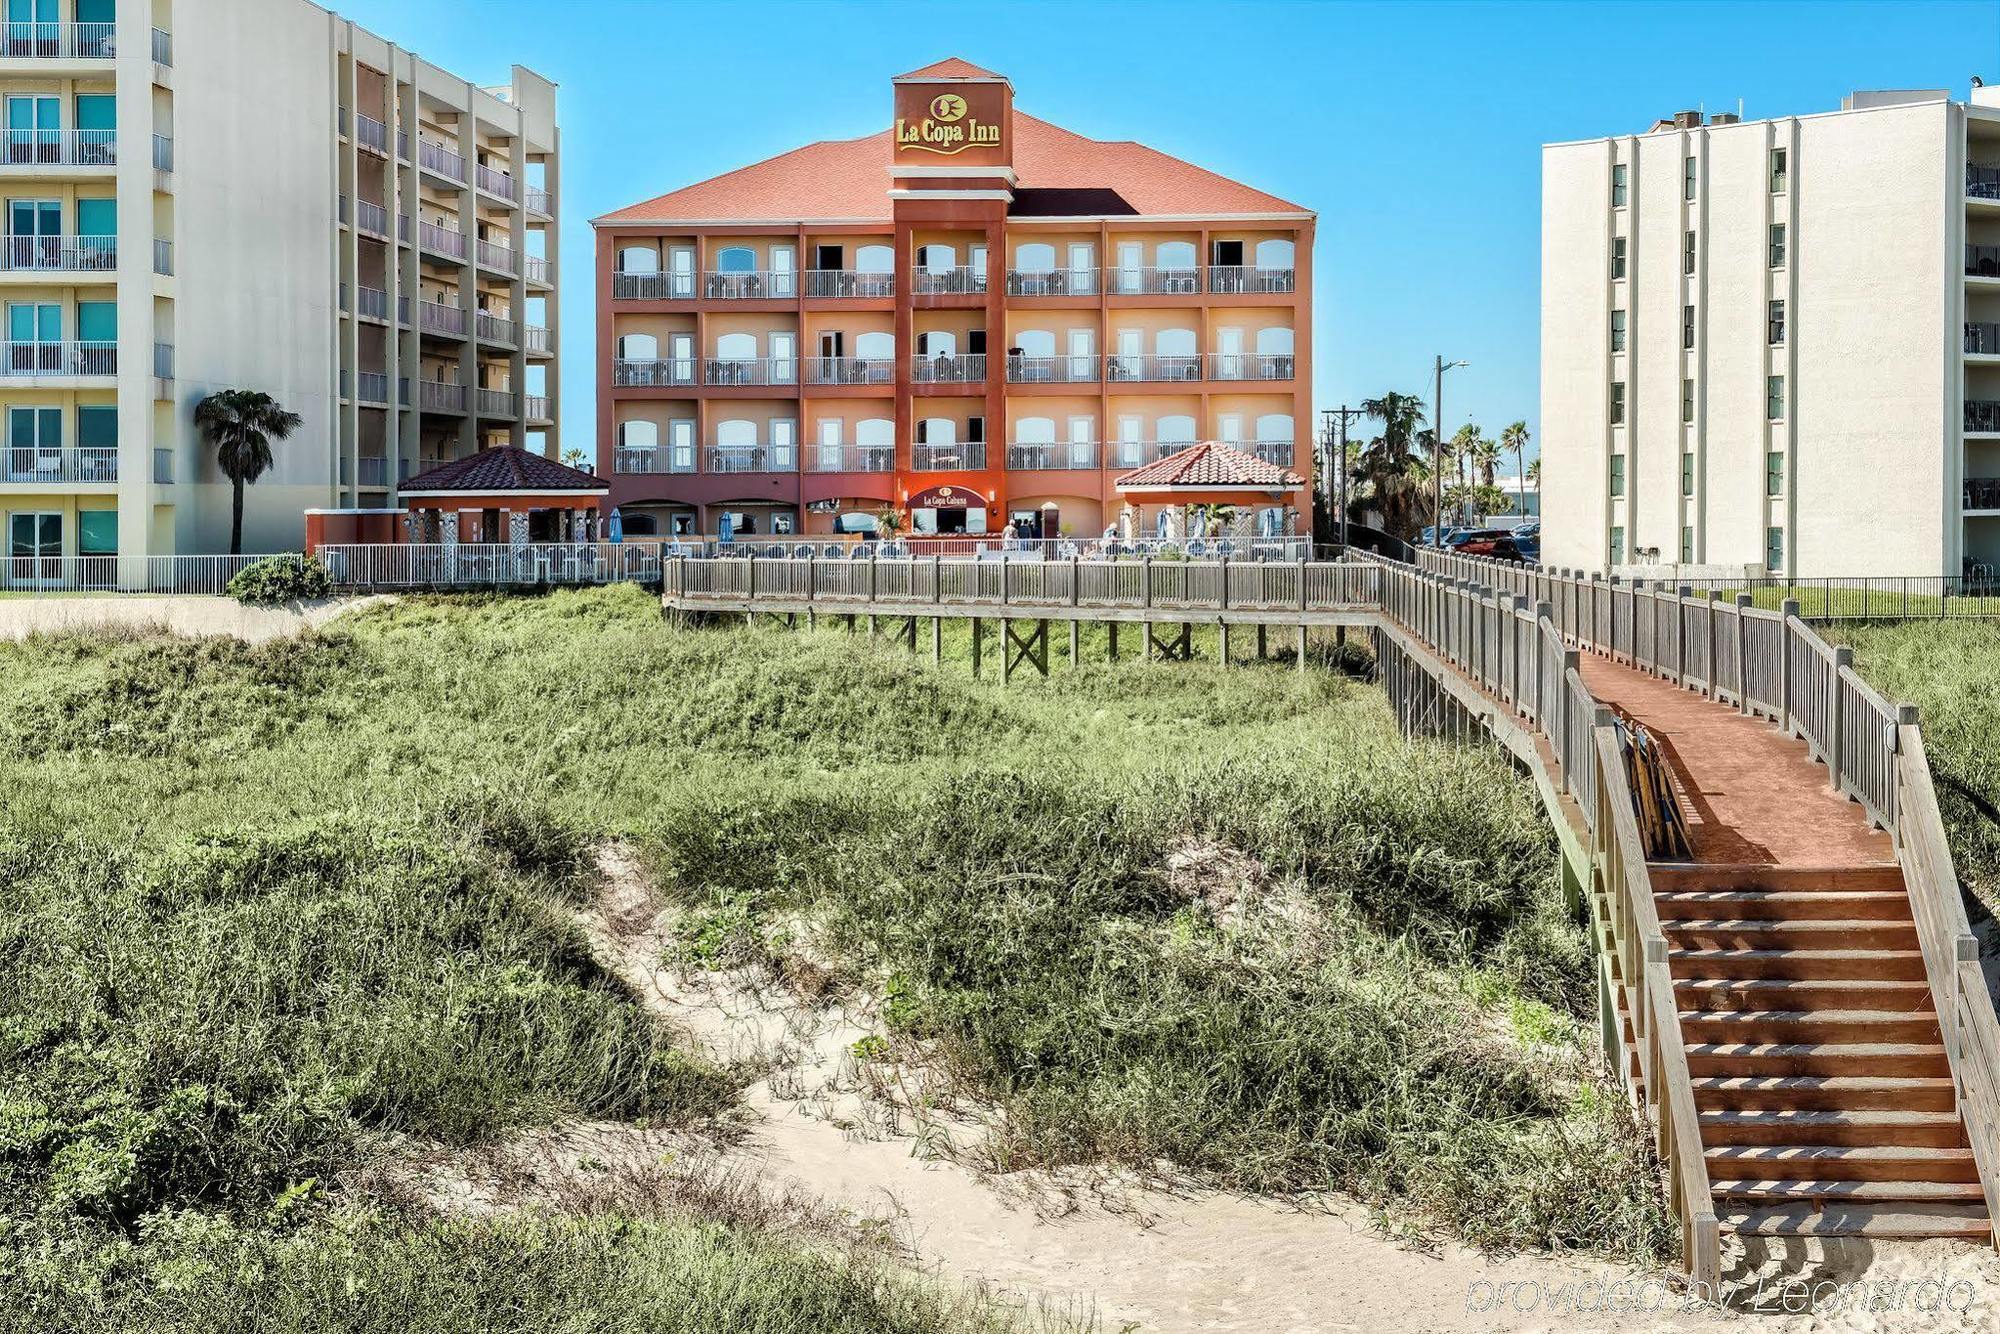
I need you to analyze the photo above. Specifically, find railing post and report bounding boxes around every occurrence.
[1070,553,1080,607]
[1734,592,1752,713]
[1779,598,1799,735]
[1000,557,1010,606]
[1297,555,1309,612]
[1829,646,1853,795]
[932,554,941,604]
[806,551,816,603]
[746,554,756,600]
[1219,553,1230,611]
[1142,555,1154,609]
[866,549,877,601]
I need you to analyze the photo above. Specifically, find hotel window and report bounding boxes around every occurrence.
[1610,526,1626,565]
[1610,309,1626,352]
[1610,381,1626,425]
[1769,147,1788,193]
[1611,237,1627,280]
[1683,155,1697,201]
[1683,230,1696,275]
[1681,452,1694,497]
[1766,526,1784,572]
[78,403,115,457]
[1768,299,1785,345]
[79,509,116,558]
[1681,378,1694,425]
[1680,526,1693,564]
[1611,163,1627,208]
[1768,223,1787,268]
[1682,304,1695,350]
[1767,374,1785,421]
[1766,450,1785,497]
[1609,453,1625,496]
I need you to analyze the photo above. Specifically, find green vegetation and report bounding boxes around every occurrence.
[226,552,334,603]
[0,586,1670,1327]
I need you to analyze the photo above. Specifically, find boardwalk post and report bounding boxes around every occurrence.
[1108,620,1119,661]
[1779,598,1799,735]
[1734,593,1753,714]
[1219,619,1230,668]
[1297,622,1308,673]
[931,616,942,665]
[1068,619,1079,667]
[1829,646,1853,796]
[1001,617,1012,684]
[1257,624,1267,659]
[1142,556,1153,610]
[1070,554,1080,608]
[971,618,982,678]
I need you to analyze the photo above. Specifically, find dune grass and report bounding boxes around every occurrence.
[0,585,1673,1326]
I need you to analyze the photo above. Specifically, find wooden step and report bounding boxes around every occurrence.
[1712,1178,1987,1205]
[1684,1043,1950,1077]
[1678,1009,1941,1045]
[1671,949,1927,981]
[1706,1144,1978,1183]
[1649,864,1906,893]
[1693,1075,1957,1112]
[1719,1204,1991,1240]
[1664,920,1918,950]
[1654,889,1912,922]
[1675,977,1933,1012]
[1699,1109,1966,1148]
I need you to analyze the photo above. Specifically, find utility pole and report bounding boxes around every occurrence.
[1322,405,1364,551]
[1432,355,1468,547]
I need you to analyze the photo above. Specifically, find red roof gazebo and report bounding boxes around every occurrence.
[397,447,609,545]
[1111,442,1305,539]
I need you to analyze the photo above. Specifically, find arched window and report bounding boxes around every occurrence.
[1255,413,1294,443]
[918,243,956,272]
[1158,414,1197,444]
[616,333,657,361]
[715,246,756,273]
[919,417,956,444]
[1014,242,1055,272]
[620,511,659,536]
[1254,238,1295,270]
[1155,327,1197,357]
[715,418,757,447]
[1014,415,1056,444]
[618,245,658,274]
[854,331,894,360]
[1255,327,1295,356]
[715,331,757,360]
[835,511,880,533]
[617,420,658,448]
[1014,329,1055,357]
[916,330,957,357]
[856,417,894,447]
[855,244,894,274]
[1156,240,1197,272]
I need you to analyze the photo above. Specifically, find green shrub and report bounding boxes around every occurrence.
[226,554,333,605]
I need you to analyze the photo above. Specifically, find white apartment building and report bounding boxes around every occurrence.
[0,0,559,567]
[1542,83,2000,580]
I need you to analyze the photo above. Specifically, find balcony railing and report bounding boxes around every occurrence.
[1966,477,2000,512]
[397,295,410,325]
[475,163,517,201]
[418,139,466,183]
[476,311,517,344]
[804,356,894,386]
[152,237,172,275]
[475,388,518,417]
[1969,244,2000,278]
[805,269,893,298]
[525,325,552,355]
[704,444,798,473]
[1207,265,1297,294]
[612,358,696,388]
[420,301,467,337]
[612,271,692,300]
[1004,354,1097,384]
[524,256,551,285]
[152,134,170,173]
[911,266,983,295]
[704,356,795,387]
[1007,442,1099,470]
[0,340,114,376]
[352,197,390,239]
[1,129,115,167]
[357,456,388,487]
[803,444,894,473]
[355,286,389,321]
[1106,266,1202,296]
[0,235,114,272]
[355,371,390,404]
[476,240,518,275]
[1970,322,2000,355]
[1971,400,2000,434]
[910,352,985,384]
[525,187,553,215]
[0,22,115,59]
[419,221,467,260]
[154,342,173,379]
[151,26,171,66]
[1105,439,1198,469]
[911,441,986,471]
[1242,438,1298,466]
[1206,352,1295,381]
[1105,354,1203,383]
[1970,165,2000,202]
[2,446,115,482]
[704,270,795,299]
[525,395,550,421]
[1005,269,1095,297]
[420,380,467,414]
[613,446,674,475]
[353,112,389,156]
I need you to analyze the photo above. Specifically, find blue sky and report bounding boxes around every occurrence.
[333,0,1997,463]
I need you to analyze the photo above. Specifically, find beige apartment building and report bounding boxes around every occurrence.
[1542,83,2000,580]
[0,0,558,568]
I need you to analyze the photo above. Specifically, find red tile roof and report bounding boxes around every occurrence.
[1113,442,1305,490]
[400,446,608,494]
[595,113,1308,224]
[895,57,1004,80]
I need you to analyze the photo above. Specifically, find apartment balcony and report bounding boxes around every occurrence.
[1106,266,1202,297]
[614,446,693,475]
[336,455,392,488]
[418,139,467,184]
[1206,352,1295,382]
[1970,400,2000,435]
[704,356,794,387]
[1970,165,2000,202]
[804,356,894,386]
[0,21,114,59]
[351,111,390,157]
[911,267,983,296]
[1104,439,1197,469]
[1969,322,2000,356]
[1007,441,1098,470]
[910,352,985,384]
[1105,354,1202,383]
[524,256,552,286]
[1006,269,1096,297]
[343,196,390,240]
[475,388,519,417]
[475,163,518,203]
[805,269,893,298]
[2,446,115,483]
[420,380,467,414]
[803,444,894,473]
[1969,244,2000,279]
[476,311,517,345]
[1207,265,1297,295]
[525,187,553,216]
[525,396,551,422]
[0,235,113,274]
[911,441,986,471]
[419,301,467,338]
[704,270,796,300]
[705,443,798,474]
[0,341,113,378]
[525,324,552,356]
[1966,477,2000,513]
[354,372,391,406]
[0,129,115,168]
[1241,438,1298,467]
[476,240,519,277]
[613,272,692,301]
[612,358,696,389]
[418,221,468,262]
[1004,354,1097,385]
[354,286,390,322]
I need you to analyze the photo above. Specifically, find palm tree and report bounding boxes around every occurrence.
[195,390,303,554]
[1449,423,1484,523]
[1355,392,1430,540]
[1501,421,1532,516]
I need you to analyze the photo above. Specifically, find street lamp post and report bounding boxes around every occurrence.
[1431,355,1468,547]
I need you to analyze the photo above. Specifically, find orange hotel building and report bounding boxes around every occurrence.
[591,59,1314,540]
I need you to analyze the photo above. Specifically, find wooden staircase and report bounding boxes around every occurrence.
[1652,865,1991,1243]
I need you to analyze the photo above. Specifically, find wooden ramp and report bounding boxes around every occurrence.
[1581,655,1991,1244]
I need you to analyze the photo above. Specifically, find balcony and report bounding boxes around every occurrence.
[911,441,986,471]
[420,301,467,338]
[475,163,517,202]
[355,372,390,405]
[804,356,894,386]
[353,112,390,157]
[0,129,115,167]
[1241,438,1298,467]
[1207,266,1297,295]
[1969,322,2000,355]
[803,444,894,473]
[612,271,691,300]
[805,269,893,298]
[1969,244,2000,278]
[525,187,552,216]
[420,380,467,414]
[0,235,113,273]
[612,358,696,388]
[525,396,550,421]
[614,446,693,475]
[476,311,517,344]
[476,240,518,276]
[910,352,985,384]
[418,139,467,183]
[703,356,795,387]
[1106,266,1202,297]
[475,388,519,417]
[346,196,390,239]
[1966,477,2000,512]
[1105,354,1203,383]
[705,443,798,473]
[419,221,467,261]
[1970,165,2000,202]
[1006,269,1096,297]
[0,341,113,377]
[911,266,983,296]
[704,270,796,300]
[1104,439,1197,469]
[0,22,115,58]
[525,325,552,355]
[1971,401,2000,434]
[355,286,390,321]
[1206,352,1295,382]
[524,256,552,285]
[2,446,115,482]
[1007,442,1098,470]
[1004,354,1097,385]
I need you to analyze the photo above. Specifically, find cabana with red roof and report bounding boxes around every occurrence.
[1109,441,1305,541]
[305,446,609,549]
